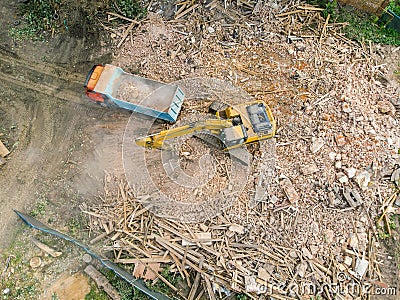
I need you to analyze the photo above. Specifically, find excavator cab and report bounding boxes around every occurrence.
[221,124,248,148]
[212,101,275,147]
[246,102,273,134]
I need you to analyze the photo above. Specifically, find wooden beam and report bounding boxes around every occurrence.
[0,141,10,158]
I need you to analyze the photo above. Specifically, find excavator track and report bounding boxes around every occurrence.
[194,132,224,149]
[194,132,250,165]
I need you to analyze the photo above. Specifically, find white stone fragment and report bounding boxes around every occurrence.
[355,170,371,191]
[339,175,348,184]
[346,167,357,179]
[329,152,336,161]
[344,256,352,266]
[310,138,325,154]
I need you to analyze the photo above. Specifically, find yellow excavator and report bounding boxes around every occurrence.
[135,100,276,153]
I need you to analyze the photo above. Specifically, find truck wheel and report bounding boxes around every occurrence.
[103,97,118,108]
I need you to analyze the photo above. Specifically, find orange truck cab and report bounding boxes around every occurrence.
[84,65,106,103]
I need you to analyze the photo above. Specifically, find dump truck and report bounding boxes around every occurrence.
[84,64,185,123]
[135,100,276,152]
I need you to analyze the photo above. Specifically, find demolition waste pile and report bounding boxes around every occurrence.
[0,0,399,299]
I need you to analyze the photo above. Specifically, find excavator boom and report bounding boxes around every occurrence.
[135,119,234,149]
[135,100,276,152]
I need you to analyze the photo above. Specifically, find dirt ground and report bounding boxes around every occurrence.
[0,1,89,243]
[0,1,131,297]
[0,0,399,299]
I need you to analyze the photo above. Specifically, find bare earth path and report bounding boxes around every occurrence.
[0,0,114,251]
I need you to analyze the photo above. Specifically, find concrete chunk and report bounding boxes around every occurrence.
[354,258,369,279]
[280,177,300,204]
[229,224,245,235]
[302,247,313,259]
[310,138,325,154]
[300,162,319,175]
[355,170,371,191]
[343,187,363,208]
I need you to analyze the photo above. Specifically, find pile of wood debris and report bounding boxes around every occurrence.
[83,176,398,299]
[83,0,400,298]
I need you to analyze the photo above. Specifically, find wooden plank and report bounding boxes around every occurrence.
[31,237,62,258]
[155,235,204,261]
[82,210,108,220]
[194,289,204,300]
[133,204,154,219]
[106,12,140,24]
[122,238,152,258]
[175,4,199,19]
[203,276,216,300]
[276,10,303,17]
[297,5,325,11]
[114,257,171,264]
[154,236,207,274]
[170,251,190,287]
[90,232,108,244]
[0,141,10,158]
[85,265,121,300]
[182,232,212,246]
[117,21,136,48]
[319,14,331,44]
[157,221,221,257]
[133,262,146,278]
[188,260,204,300]
[143,263,162,280]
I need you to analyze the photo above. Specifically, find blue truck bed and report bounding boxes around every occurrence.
[85,64,185,123]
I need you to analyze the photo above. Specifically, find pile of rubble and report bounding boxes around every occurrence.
[84,0,400,298]
[83,175,398,299]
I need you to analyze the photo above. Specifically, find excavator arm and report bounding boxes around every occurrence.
[135,100,275,152]
[135,119,235,149]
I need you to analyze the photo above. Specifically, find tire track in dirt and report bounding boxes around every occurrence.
[0,47,85,82]
[0,50,106,249]
[0,91,75,246]
[0,50,85,105]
